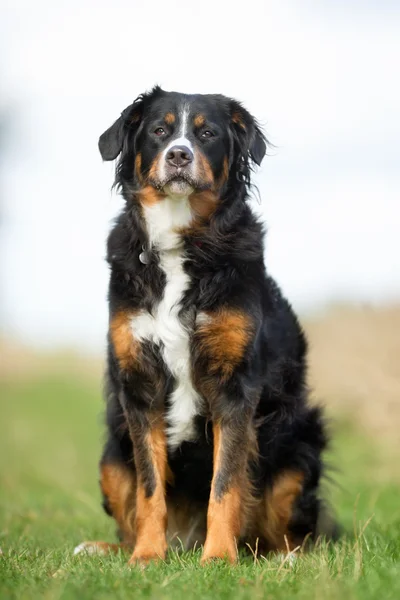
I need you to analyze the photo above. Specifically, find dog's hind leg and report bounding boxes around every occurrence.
[74,461,136,556]
[253,470,307,553]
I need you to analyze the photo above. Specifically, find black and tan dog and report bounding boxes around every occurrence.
[74,87,334,565]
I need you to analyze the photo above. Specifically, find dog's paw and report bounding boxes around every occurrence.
[73,541,119,556]
[128,543,167,567]
[201,540,237,565]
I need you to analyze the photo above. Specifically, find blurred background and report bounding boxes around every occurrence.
[1,0,399,349]
[0,0,399,586]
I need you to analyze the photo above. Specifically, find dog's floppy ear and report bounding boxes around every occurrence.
[250,127,267,167]
[98,101,143,161]
[230,100,267,167]
[98,111,127,161]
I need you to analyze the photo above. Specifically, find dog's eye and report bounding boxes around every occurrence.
[154,127,166,136]
[201,130,214,139]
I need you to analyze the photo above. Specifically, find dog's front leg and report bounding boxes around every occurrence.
[201,411,255,564]
[194,307,258,563]
[110,310,169,565]
[121,391,168,565]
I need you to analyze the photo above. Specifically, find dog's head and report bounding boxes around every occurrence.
[99,86,266,205]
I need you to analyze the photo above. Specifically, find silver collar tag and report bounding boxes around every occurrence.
[139,244,150,265]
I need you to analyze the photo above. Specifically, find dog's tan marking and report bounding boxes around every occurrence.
[129,425,168,565]
[219,156,229,186]
[101,463,136,540]
[194,114,206,128]
[259,470,304,551]
[164,112,175,125]
[201,423,241,564]
[138,185,165,207]
[74,463,137,556]
[196,309,253,381]
[197,152,215,188]
[110,311,140,371]
[188,190,218,221]
[135,152,143,183]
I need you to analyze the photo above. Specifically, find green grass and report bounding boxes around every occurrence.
[1,372,399,599]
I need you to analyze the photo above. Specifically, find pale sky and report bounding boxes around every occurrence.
[0,0,399,350]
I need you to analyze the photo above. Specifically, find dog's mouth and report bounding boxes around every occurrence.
[158,171,196,197]
[151,170,212,197]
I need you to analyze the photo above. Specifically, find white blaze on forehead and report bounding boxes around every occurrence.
[163,105,193,156]
[159,104,196,180]
[179,105,190,139]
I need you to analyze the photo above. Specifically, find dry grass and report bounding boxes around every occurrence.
[0,339,103,382]
[305,304,400,443]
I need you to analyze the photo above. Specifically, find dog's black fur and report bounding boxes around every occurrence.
[83,87,335,564]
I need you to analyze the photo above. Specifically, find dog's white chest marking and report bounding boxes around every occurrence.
[131,197,200,450]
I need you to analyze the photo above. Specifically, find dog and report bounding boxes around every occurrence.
[74,86,335,565]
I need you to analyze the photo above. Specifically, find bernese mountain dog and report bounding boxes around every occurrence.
[74,86,335,565]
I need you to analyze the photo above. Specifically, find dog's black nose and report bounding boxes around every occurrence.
[166,145,194,168]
